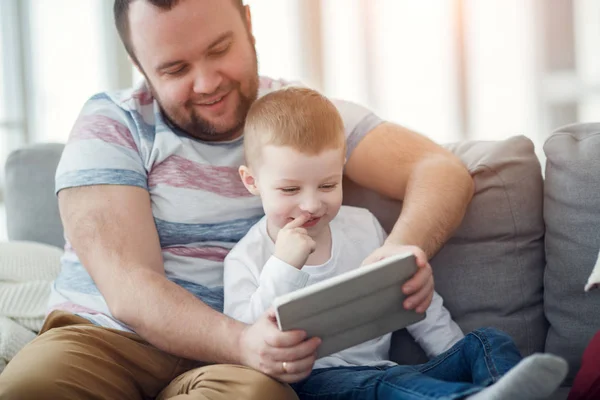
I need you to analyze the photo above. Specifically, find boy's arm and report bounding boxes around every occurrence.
[406,291,465,358]
[370,211,463,357]
[223,250,311,324]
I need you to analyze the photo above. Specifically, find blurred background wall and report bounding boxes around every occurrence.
[1,0,599,238]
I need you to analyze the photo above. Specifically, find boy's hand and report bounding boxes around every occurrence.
[239,307,320,383]
[274,213,316,269]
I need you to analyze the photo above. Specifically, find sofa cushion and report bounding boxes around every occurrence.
[544,122,600,383]
[343,135,547,364]
[0,241,62,332]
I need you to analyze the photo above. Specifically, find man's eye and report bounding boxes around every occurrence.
[165,66,187,76]
[211,44,230,56]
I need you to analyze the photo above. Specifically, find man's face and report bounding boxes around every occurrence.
[129,0,259,141]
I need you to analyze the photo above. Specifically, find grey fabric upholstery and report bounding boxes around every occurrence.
[343,136,547,364]
[544,122,600,384]
[4,143,65,249]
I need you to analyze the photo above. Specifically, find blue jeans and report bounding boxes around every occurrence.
[290,328,522,400]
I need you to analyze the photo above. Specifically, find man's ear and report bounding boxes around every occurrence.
[239,165,260,195]
[129,56,142,75]
[244,5,256,45]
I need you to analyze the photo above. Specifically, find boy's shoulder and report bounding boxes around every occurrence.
[332,206,386,255]
[333,206,382,236]
[335,205,378,223]
[225,215,270,261]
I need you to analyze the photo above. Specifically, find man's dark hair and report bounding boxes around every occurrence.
[114,0,245,66]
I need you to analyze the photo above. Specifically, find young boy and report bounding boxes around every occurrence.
[224,87,568,399]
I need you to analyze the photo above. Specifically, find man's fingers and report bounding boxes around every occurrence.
[402,262,432,295]
[404,271,434,311]
[361,256,374,267]
[415,283,434,313]
[266,307,277,321]
[278,353,316,374]
[276,354,317,383]
[265,328,308,348]
[272,337,321,361]
[361,251,382,267]
[412,248,428,268]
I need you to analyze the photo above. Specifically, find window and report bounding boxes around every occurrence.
[0,0,27,197]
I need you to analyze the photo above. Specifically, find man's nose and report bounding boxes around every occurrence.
[192,64,223,96]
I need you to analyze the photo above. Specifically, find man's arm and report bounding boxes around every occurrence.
[58,184,319,381]
[58,185,245,363]
[345,122,474,258]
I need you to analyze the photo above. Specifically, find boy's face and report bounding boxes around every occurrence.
[241,145,345,237]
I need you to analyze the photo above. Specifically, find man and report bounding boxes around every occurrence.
[0,0,474,399]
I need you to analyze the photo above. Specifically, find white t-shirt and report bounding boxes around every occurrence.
[224,206,464,369]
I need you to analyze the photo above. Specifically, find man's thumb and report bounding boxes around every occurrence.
[266,307,277,321]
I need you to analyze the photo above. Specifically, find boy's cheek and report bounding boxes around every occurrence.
[262,199,292,226]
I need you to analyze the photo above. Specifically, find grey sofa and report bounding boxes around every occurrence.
[5,123,600,399]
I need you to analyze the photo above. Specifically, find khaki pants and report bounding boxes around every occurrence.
[0,311,298,400]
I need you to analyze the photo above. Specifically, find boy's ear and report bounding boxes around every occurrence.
[239,165,260,195]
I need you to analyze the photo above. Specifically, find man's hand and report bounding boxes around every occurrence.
[274,213,316,269]
[238,308,320,383]
[362,244,434,313]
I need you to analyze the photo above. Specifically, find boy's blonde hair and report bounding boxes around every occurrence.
[244,87,346,166]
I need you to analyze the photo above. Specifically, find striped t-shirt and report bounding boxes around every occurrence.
[50,76,383,331]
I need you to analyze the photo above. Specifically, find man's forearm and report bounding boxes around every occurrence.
[386,156,474,258]
[112,268,245,364]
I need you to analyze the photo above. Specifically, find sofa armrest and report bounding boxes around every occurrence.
[4,143,65,248]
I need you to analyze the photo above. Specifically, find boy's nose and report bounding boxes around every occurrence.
[300,197,320,214]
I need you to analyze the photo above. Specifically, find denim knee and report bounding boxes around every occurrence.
[468,327,511,340]
[466,327,519,350]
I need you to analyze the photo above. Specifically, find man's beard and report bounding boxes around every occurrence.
[148,69,259,142]
[186,80,257,141]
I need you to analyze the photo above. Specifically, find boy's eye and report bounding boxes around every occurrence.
[320,184,338,190]
[279,187,299,193]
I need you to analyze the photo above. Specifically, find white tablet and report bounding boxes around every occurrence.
[273,252,426,359]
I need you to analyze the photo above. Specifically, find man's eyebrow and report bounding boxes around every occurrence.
[208,31,234,49]
[155,31,234,71]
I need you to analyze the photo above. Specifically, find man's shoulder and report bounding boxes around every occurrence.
[87,80,154,113]
[73,80,163,149]
[258,76,302,97]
